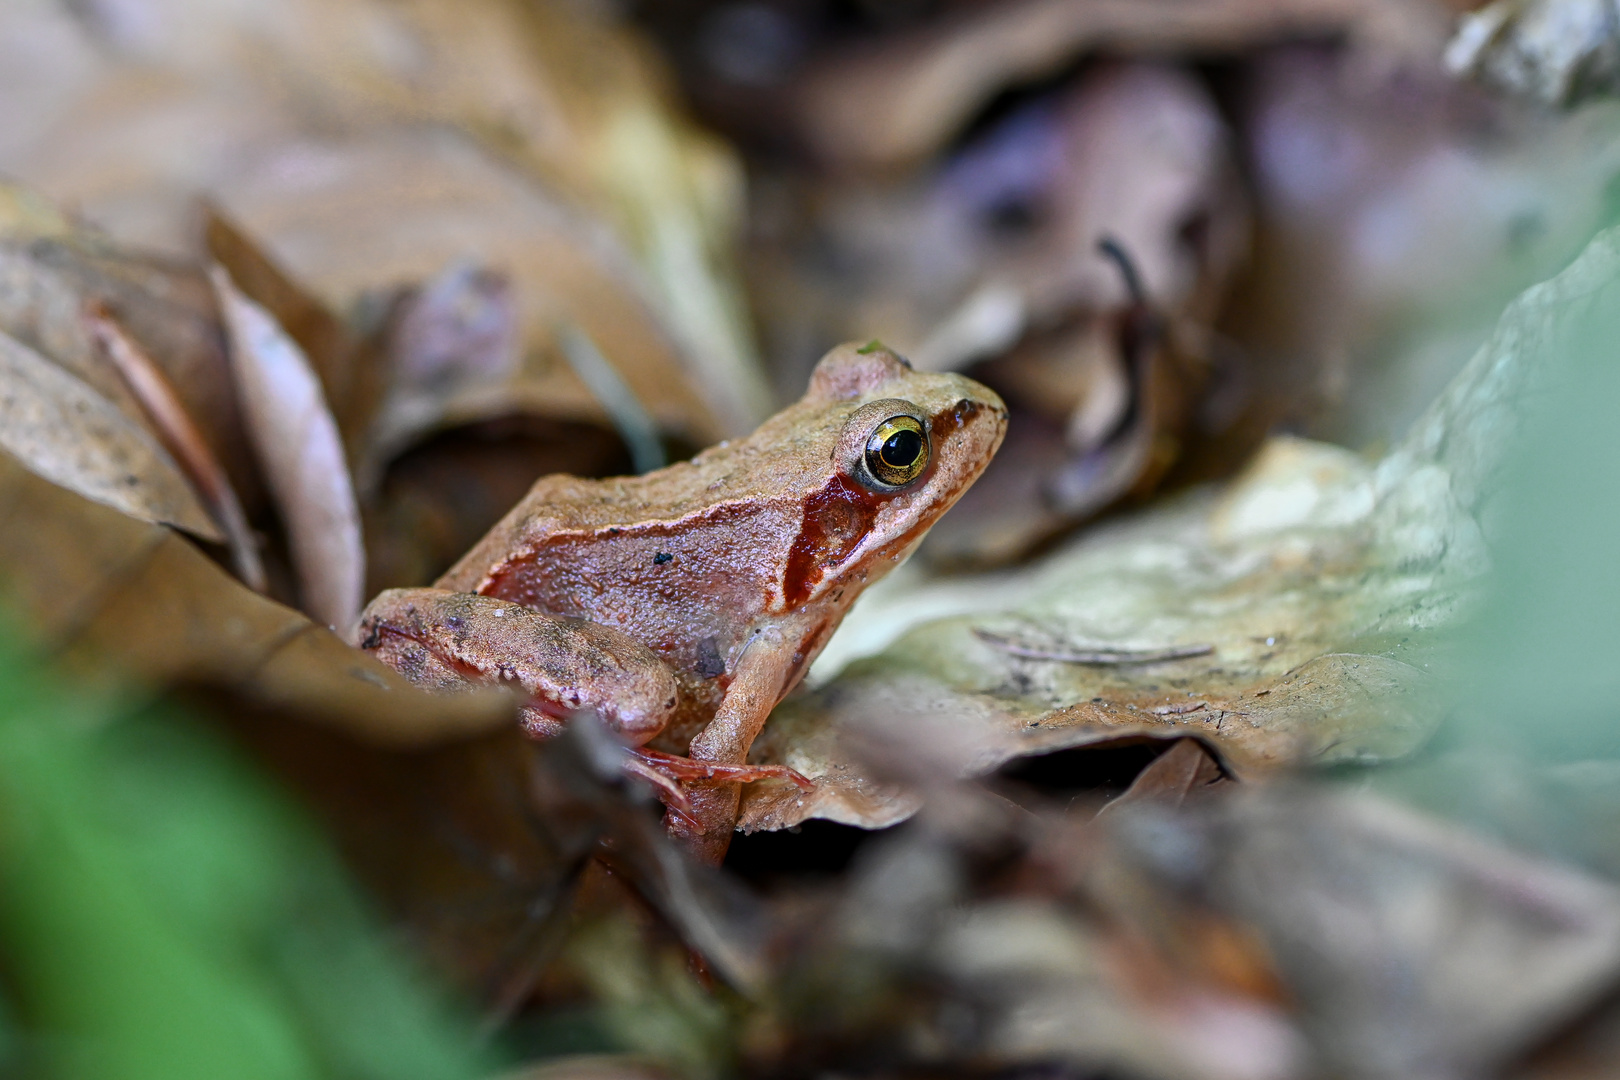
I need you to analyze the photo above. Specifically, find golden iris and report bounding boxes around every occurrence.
[863,415,929,487]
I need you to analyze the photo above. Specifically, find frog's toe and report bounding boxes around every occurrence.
[629,747,814,791]
[621,754,698,824]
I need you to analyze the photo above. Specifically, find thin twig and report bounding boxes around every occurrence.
[974,628,1213,665]
[86,301,267,592]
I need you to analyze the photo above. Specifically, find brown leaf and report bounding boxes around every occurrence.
[1098,738,1227,817]
[0,2,755,447]
[210,265,365,630]
[790,0,1451,168]
[204,206,374,443]
[0,186,259,510]
[0,448,505,744]
[0,326,220,540]
[748,215,1602,832]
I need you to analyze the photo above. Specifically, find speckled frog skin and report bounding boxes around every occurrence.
[356,342,1006,861]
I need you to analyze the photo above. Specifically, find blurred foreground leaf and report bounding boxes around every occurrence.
[0,620,493,1080]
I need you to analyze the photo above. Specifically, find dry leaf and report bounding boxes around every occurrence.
[1447,0,1620,106]
[1098,738,1228,816]
[0,0,756,447]
[0,186,260,508]
[211,126,727,450]
[204,207,374,445]
[210,265,364,630]
[0,326,220,540]
[914,62,1248,365]
[86,302,266,591]
[743,214,1614,833]
[0,448,505,745]
[789,0,1452,168]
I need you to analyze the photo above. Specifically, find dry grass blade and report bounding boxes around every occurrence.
[210,265,364,631]
[0,327,221,541]
[85,301,266,592]
[558,323,667,474]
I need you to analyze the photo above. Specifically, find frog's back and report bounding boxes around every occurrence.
[432,450,801,679]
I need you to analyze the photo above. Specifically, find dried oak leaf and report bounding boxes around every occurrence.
[742,216,1619,833]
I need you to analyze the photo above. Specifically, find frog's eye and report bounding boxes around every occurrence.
[862,415,929,488]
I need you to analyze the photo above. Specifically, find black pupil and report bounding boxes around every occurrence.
[881,428,923,468]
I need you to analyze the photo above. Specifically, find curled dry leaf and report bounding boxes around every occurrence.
[204,207,372,446]
[366,261,524,485]
[0,448,764,1008]
[0,184,259,508]
[0,1,753,448]
[743,217,1615,834]
[0,448,505,746]
[210,265,365,631]
[0,327,220,541]
[789,0,1453,168]
[1097,737,1228,816]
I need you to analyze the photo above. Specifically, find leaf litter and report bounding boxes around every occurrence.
[210,265,365,632]
[743,213,1589,830]
[7,3,1620,1079]
[0,324,220,541]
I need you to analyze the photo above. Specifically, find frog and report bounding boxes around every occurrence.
[354,342,1007,862]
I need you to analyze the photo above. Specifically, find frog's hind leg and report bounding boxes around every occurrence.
[355,588,679,743]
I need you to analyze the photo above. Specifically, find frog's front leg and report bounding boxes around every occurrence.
[674,628,805,863]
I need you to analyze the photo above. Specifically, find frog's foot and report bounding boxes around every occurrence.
[620,755,700,829]
[620,750,809,831]
[629,747,814,791]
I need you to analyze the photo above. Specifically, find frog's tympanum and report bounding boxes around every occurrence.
[355,343,1007,862]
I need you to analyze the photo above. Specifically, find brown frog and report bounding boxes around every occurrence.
[355,343,1007,862]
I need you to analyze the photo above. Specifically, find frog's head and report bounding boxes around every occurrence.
[777,341,1006,610]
